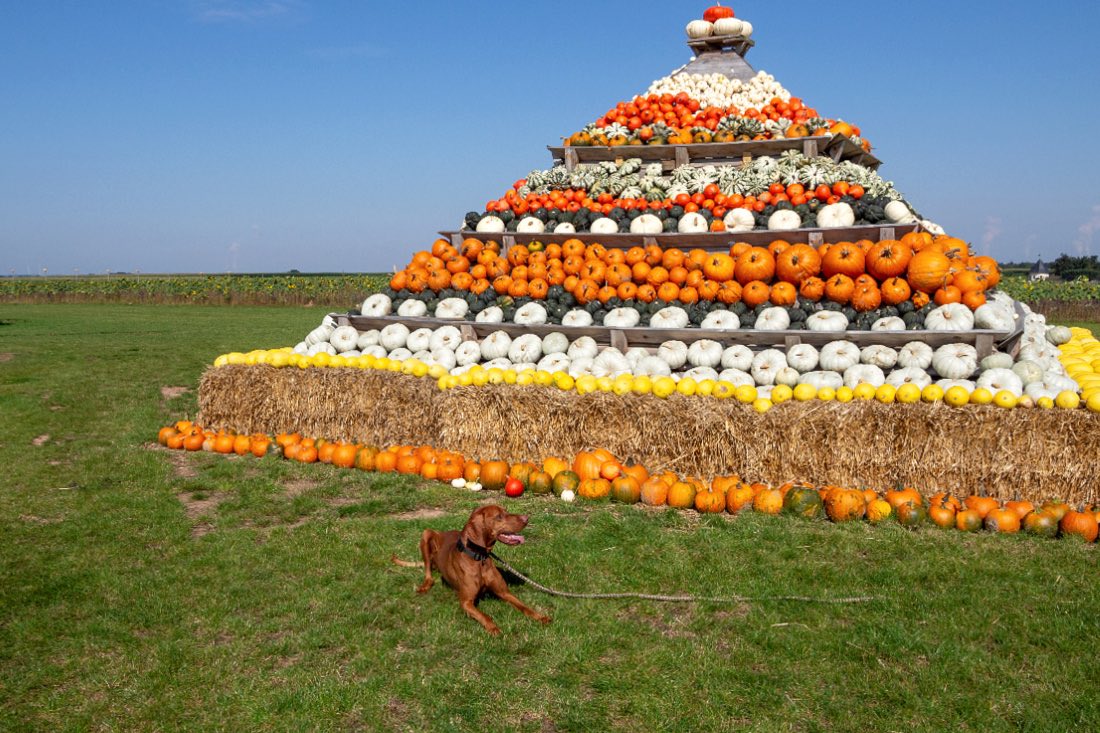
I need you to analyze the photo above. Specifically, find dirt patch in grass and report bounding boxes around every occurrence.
[163,448,199,479]
[283,479,321,499]
[390,508,448,521]
[160,386,191,400]
[177,491,228,537]
[0,353,13,363]
[32,434,50,446]
[19,514,63,525]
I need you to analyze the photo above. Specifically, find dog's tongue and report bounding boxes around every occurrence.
[498,533,525,545]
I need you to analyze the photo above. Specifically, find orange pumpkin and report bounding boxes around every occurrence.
[850,285,882,312]
[879,277,911,306]
[577,478,612,501]
[735,247,776,285]
[694,486,727,513]
[667,481,698,509]
[752,487,784,515]
[1060,509,1099,543]
[769,281,798,306]
[824,274,855,304]
[908,249,952,294]
[775,244,822,285]
[740,281,771,308]
[821,243,866,279]
[702,253,736,282]
[640,477,670,506]
[725,481,756,514]
[610,476,641,504]
[479,460,510,491]
[865,240,913,280]
[799,276,826,302]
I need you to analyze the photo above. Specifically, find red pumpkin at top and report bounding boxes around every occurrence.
[703,4,734,22]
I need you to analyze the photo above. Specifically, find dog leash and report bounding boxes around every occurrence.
[488,551,876,605]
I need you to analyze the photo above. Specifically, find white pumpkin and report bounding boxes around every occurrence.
[329,325,359,353]
[884,201,914,224]
[688,339,724,368]
[932,343,978,380]
[625,347,650,369]
[1044,373,1079,393]
[806,311,849,332]
[871,317,906,332]
[937,379,975,392]
[886,367,932,389]
[379,323,410,351]
[756,385,774,400]
[428,326,462,353]
[360,294,392,317]
[677,212,710,233]
[305,323,334,346]
[718,368,754,387]
[713,17,744,35]
[630,214,663,235]
[321,314,338,328]
[980,352,1015,371]
[721,345,754,372]
[977,368,1024,396]
[683,366,720,382]
[515,217,545,234]
[514,302,547,325]
[405,327,433,353]
[636,355,673,377]
[604,308,641,328]
[562,309,594,327]
[767,210,802,231]
[356,329,381,350]
[860,345,898,370]
[542,332,569,355]
[537,353,570,373]
[567,336,599,361]
[658,340,690,370]
[293,341,309,355]
[801,371,845,390]
[590,217,620,235]
[397,299,428,318]
[751,349,788,386]
[701,310,740,330]
[786,344,819,373]
[567,357,594,378]
[360,344,386,359]
[434,298,469,320]
[475,216,505,233]
[755,307,791,331]
[475,306,504,324]
[686,19,714,38]
[723,208,756,232]
[1011,360,1044,386]
[307,342,337,357]
[650,307,690,329]
[819,340,861,372]
[481,331,513,361]
[508,334,543,365]
[411,349,433,364]
[1018,343,1057,366]
[431,348,457,371]
[1025,382,1060,401]
[592,349,631,378]
[925,304,975,331]
[740,20,754,36]
[554,222,576,234]
[1046,326,1073,346]
[483,358,513,370]
[774,367,801,387]
[843,364,885,389]
[974,304,1014,331]
[387,347,412,362]
[816,203,856,228]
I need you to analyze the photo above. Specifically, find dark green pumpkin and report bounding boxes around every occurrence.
[896,502,927,528]
[783,486,823,519]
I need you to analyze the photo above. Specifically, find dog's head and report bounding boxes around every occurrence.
[463,504,529,548]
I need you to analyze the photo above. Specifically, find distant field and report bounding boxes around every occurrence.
[0,273,390,307]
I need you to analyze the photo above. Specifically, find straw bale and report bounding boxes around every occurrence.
[199,367,1100,505]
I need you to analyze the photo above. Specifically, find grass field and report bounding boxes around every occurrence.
[2,304,1099,732]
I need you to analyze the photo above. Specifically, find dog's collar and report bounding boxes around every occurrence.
[457,537,491,562]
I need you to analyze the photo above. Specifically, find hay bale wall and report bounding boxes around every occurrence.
[199,366,1100,505]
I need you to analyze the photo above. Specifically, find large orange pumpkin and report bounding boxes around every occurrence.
[864,240,912,280]
[667,481,698,509]
[640,477,670,506]
[480,460,510,491]
[702,253,736,282]
[775,244,821,285]
[752,487,784,515]
[694,486,726,513]
[907,250,952,294]
[821,243,865,279]
[735,247,776,285]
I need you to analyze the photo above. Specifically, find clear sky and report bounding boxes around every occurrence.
[3,1,1100,275]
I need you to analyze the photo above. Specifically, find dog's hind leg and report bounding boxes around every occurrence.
[416,529,439,594]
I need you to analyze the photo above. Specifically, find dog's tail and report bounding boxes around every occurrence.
[390,554,425,569]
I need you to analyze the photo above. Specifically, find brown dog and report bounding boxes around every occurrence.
[416,505,551,635]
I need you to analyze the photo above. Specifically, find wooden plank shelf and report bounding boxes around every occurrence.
[548,136,880,172]
[443,223,919,252]
[340,314,1016,359]
[686,34,755,57]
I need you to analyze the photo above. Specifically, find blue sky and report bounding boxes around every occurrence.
[2,1,1100,275]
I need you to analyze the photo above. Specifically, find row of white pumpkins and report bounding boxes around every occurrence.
[475,200,915,236]
[293,301,1076,402]
[647,70,788,113]
[355,292,1011,333]
[686,17,754,40]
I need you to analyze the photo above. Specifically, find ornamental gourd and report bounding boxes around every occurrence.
[481,331,513,361]
[590,217,619,234]
[843,364,885,389]
[360,294,392,317]
[721,345,754,372]
[755,307,791,331]
[701,311,740,330]
[932,343,978,380]
[767,210,802,231]
[925,304,975,331]
[516,217,545,234]
[329,326,359,353]
[508,334,543,365]
[688,339,724,368]
[434,298,469,320]
[475,306,504,324]
[397,299,428,317]
[380,323,410,351]
[724,208,756,232]
[405,328,432,353]
[678,212,710,233]
[650,307,690,329]
[806,311,849,332]
[786,344,819,373]
[819,340,861,372]
[751,349,788,385]
[630,214,663,234]
[475,216,505,233]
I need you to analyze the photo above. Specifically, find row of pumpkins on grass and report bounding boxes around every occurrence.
[389,234,1002,317]
[155,422,1100,543]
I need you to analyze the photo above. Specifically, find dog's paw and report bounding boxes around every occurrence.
[538,615,552,625]
[486,625,502,636]
[416,582,433,594]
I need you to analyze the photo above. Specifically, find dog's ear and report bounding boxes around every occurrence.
[463,505,495,543]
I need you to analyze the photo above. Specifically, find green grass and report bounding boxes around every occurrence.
[1,304,1099,732]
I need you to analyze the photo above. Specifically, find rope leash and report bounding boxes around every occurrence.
[489,552,876,605]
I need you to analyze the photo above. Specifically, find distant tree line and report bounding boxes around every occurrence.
[998,255,1099,281]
